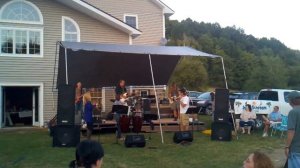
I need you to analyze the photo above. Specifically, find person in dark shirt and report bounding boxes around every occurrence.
[115,80,127,101]
[84,92,93,140]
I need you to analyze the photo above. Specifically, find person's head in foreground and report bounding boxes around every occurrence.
[288,91,300,107]
[69,140,104,168]
[243,151,274,168]
[119,79,125,88]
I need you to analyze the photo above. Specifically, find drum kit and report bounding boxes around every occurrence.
[113,95,146,134]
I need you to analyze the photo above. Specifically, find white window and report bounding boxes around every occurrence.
[0,0,43,24]
[124,14,138,29]
[62,16,80,42]
[0,1,43,57]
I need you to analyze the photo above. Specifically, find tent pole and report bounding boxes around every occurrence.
[220,57,238,140]
[148,54,164,144]
[64,48,69,85]
[220,57,228,89]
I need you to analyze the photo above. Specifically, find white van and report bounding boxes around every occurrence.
[234,89,300,128]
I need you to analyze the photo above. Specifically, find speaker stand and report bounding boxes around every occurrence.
[230,111,239,140]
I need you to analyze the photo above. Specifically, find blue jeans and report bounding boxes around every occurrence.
[288,152,300,168]
[114,113,122,139]
[75,101,83,118]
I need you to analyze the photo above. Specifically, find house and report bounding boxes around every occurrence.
[0,0,174,128]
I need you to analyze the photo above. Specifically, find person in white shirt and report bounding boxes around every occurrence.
[178,88,190,131]
[240,104,256,134]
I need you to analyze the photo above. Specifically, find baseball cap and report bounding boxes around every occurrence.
[288,91,300,100]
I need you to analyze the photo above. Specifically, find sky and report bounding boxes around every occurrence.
[162,0,300,50]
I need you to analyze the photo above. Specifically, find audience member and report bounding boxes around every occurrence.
[69,140,104,168]
[262,106,282,137]
[240,104,256,134]
[285,91,300,168]
[243,151,274,168]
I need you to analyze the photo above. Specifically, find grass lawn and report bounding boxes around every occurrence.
[0,116,286,168]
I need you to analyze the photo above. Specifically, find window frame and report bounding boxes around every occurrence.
[0,0,43,25]
[124,14,138,29]
[62,16,81,42]
[0,26,44,58]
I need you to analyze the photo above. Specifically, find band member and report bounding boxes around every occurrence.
[114,80,128,106]
[178,88,190,131]
[75,82,83,118]
[168,82,179,121]
[114,80,127,140]
[83,92,93,140]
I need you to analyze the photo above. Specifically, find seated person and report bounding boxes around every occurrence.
[262,106,282,137]
[69,140,104,168]
[240,104,256,134]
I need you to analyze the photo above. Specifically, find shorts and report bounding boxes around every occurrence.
[170,101,179,111]
[180,114,189,126]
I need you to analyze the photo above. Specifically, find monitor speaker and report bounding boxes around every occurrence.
[57,85,76,125]
[211,122,232,141]
[214,88,229,122]
[173,131,193,144]
[52,125,80,147]
[124,134,146,148]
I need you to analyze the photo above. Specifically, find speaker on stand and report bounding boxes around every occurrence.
[53,85,80,147]
[211,88,234,141]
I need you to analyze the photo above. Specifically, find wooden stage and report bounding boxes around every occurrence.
[91,118,205,132]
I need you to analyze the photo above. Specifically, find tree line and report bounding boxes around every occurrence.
[167,18,300,91]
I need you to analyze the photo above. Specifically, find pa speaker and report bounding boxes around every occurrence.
[211,122,232,141]
[57,85,76,125]
[173,131,193,143]
[124,134,146,148]
[214,88,229,122]
[52,125,80,147]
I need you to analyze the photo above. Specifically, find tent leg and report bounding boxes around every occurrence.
[221,57,228,89]
[64,48,69,85]
[148,54,164,144]
[220,57,238,140]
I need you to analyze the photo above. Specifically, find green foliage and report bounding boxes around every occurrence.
[166,18,300,91]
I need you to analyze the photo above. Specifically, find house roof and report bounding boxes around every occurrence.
[152,0,175,16]
[56,0,142,38]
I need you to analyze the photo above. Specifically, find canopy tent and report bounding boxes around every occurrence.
[55,41,226,143]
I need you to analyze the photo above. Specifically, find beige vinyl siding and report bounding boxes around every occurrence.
[85,0,164,45]
[0,0,129,123]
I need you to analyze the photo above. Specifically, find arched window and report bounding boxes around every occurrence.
[0,0,43,24]
[62,16,80,42]
[0,1,43,57]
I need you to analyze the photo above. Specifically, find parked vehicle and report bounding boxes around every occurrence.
[229,92,258,110]
[234,89,300,128]
[188,91,202,105]
[196,92,213,115]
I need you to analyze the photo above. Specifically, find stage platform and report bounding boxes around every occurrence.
[90,118,205,132]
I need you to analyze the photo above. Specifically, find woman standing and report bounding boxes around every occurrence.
[240,104,256,134]
[84,92,93,140]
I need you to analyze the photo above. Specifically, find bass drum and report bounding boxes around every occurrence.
[120,115,131,133]
[132,116,143,133]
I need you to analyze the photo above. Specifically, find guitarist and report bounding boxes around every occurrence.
[168,82,179,121]
[114,79,128,140]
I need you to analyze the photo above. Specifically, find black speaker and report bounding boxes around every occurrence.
[173,131,193,143]
[124,134,146,148]
[214,88,229,122]
[53,125,80,147]
[57,85,75,125]
[211,122,232,141]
